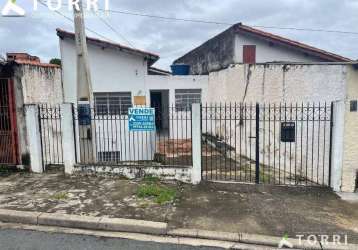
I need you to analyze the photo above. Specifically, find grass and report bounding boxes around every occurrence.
[137,176,176,205]
[143,175,161,183]
[50,192,69,201]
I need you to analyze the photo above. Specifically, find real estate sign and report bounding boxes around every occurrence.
[128,108,156,132]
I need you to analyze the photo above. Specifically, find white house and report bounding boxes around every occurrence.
[57,29,208,164]
[173,23,352,75]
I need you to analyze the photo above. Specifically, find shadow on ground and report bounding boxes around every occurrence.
[0,172,358,243]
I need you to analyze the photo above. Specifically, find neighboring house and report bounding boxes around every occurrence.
[0,53,62,167]
[173,23,352,75]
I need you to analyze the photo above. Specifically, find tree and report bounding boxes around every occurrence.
[49,58,61,66]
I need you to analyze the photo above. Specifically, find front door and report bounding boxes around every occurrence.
[150,92,162,130]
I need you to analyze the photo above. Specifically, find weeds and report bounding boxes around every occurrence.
[137,177,176,205]
[50,192,69,200]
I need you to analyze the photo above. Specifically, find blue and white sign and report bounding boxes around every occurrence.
[128,108,156,132]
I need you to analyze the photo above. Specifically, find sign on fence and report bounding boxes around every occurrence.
[128,108,156,132]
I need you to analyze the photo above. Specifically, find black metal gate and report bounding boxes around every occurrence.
[39,104,64,169]
[201,102,333,187]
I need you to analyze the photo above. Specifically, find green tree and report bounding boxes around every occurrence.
[49,58,61,66]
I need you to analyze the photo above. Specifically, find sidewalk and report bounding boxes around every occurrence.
[0,170,358,244]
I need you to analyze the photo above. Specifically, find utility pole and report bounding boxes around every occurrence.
[73,0,92,103]
[73,0,94,163]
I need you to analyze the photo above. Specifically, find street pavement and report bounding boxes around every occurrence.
[0,228,224,250]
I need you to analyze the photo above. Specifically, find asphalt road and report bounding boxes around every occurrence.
[0,229,224,250]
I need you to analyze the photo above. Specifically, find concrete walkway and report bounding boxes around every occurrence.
[0,172,358,244]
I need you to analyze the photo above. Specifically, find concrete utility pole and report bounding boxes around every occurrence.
[73,0,93,102]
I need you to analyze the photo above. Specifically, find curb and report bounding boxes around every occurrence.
[0,209,167,235]
[168,228,357,250]
[0,209,357,249]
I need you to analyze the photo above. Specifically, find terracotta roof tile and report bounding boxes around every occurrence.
[14,59,60,68]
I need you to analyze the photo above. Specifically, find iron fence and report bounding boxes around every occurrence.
[38,104,64,168]
[74,105,193,167]
[201,102,333,187]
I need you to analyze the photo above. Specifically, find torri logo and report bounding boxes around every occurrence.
[2,0,110,17]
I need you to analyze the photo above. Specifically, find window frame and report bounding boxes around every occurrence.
[94,92,132,116]
[175,89,202,112]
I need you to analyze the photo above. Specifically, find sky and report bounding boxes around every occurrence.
[1,0,358,70]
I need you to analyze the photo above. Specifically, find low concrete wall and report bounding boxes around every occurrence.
[74,165,193,183]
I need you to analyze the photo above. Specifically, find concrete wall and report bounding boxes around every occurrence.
[205,64,351,188]
[12,64,63,166]
[173,27,236,75]
[341,67,358,192]
[17,65,63,105]
[207,64,347,104]
[234,34,323,64]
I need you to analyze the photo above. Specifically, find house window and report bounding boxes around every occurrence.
[94,92,132,115]
[243,45,256,64]
[98,151,121,163]
[175,89,202,111]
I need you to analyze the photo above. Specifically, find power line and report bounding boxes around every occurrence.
[44,1,358,36]
[38,0,113,42]
[96,8,358,36]
[94,13,136,48]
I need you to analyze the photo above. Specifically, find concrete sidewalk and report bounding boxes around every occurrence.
[0,171,358,244]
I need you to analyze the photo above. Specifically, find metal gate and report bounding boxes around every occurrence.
[39,104,64,169]
[0,78,18,165]
[201,102,333,187]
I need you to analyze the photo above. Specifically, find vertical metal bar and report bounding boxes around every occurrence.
[229,102,232,180]
[306,103,310,186]
[322,102,327,185]
[284,103,287,185]
[255,103,260,184]
[273,103,276,184]
[268,103,271,184]
[328,102,334,187]
[72,104,78,163]
[295,103,298,185]
[317,103,321,184]
[38,105,45,172]
[311,103,315,184]
[278,103,282,185]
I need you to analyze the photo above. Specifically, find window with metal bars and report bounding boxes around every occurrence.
[94,92,132,115]
[175,89,201,112]
[97,151,121,163]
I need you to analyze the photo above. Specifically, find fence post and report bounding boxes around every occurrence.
[255,103,260,184]
[61,103,77,174]
[191,103,202,184]
[25,104,43,173]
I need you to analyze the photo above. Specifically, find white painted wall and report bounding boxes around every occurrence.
[234,34,323,64]
[206,64,350,187]
[207,64,347,104]
[60,37,148,103]
[146,75,209,139]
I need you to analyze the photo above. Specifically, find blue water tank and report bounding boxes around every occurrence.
[171,64,190,75]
